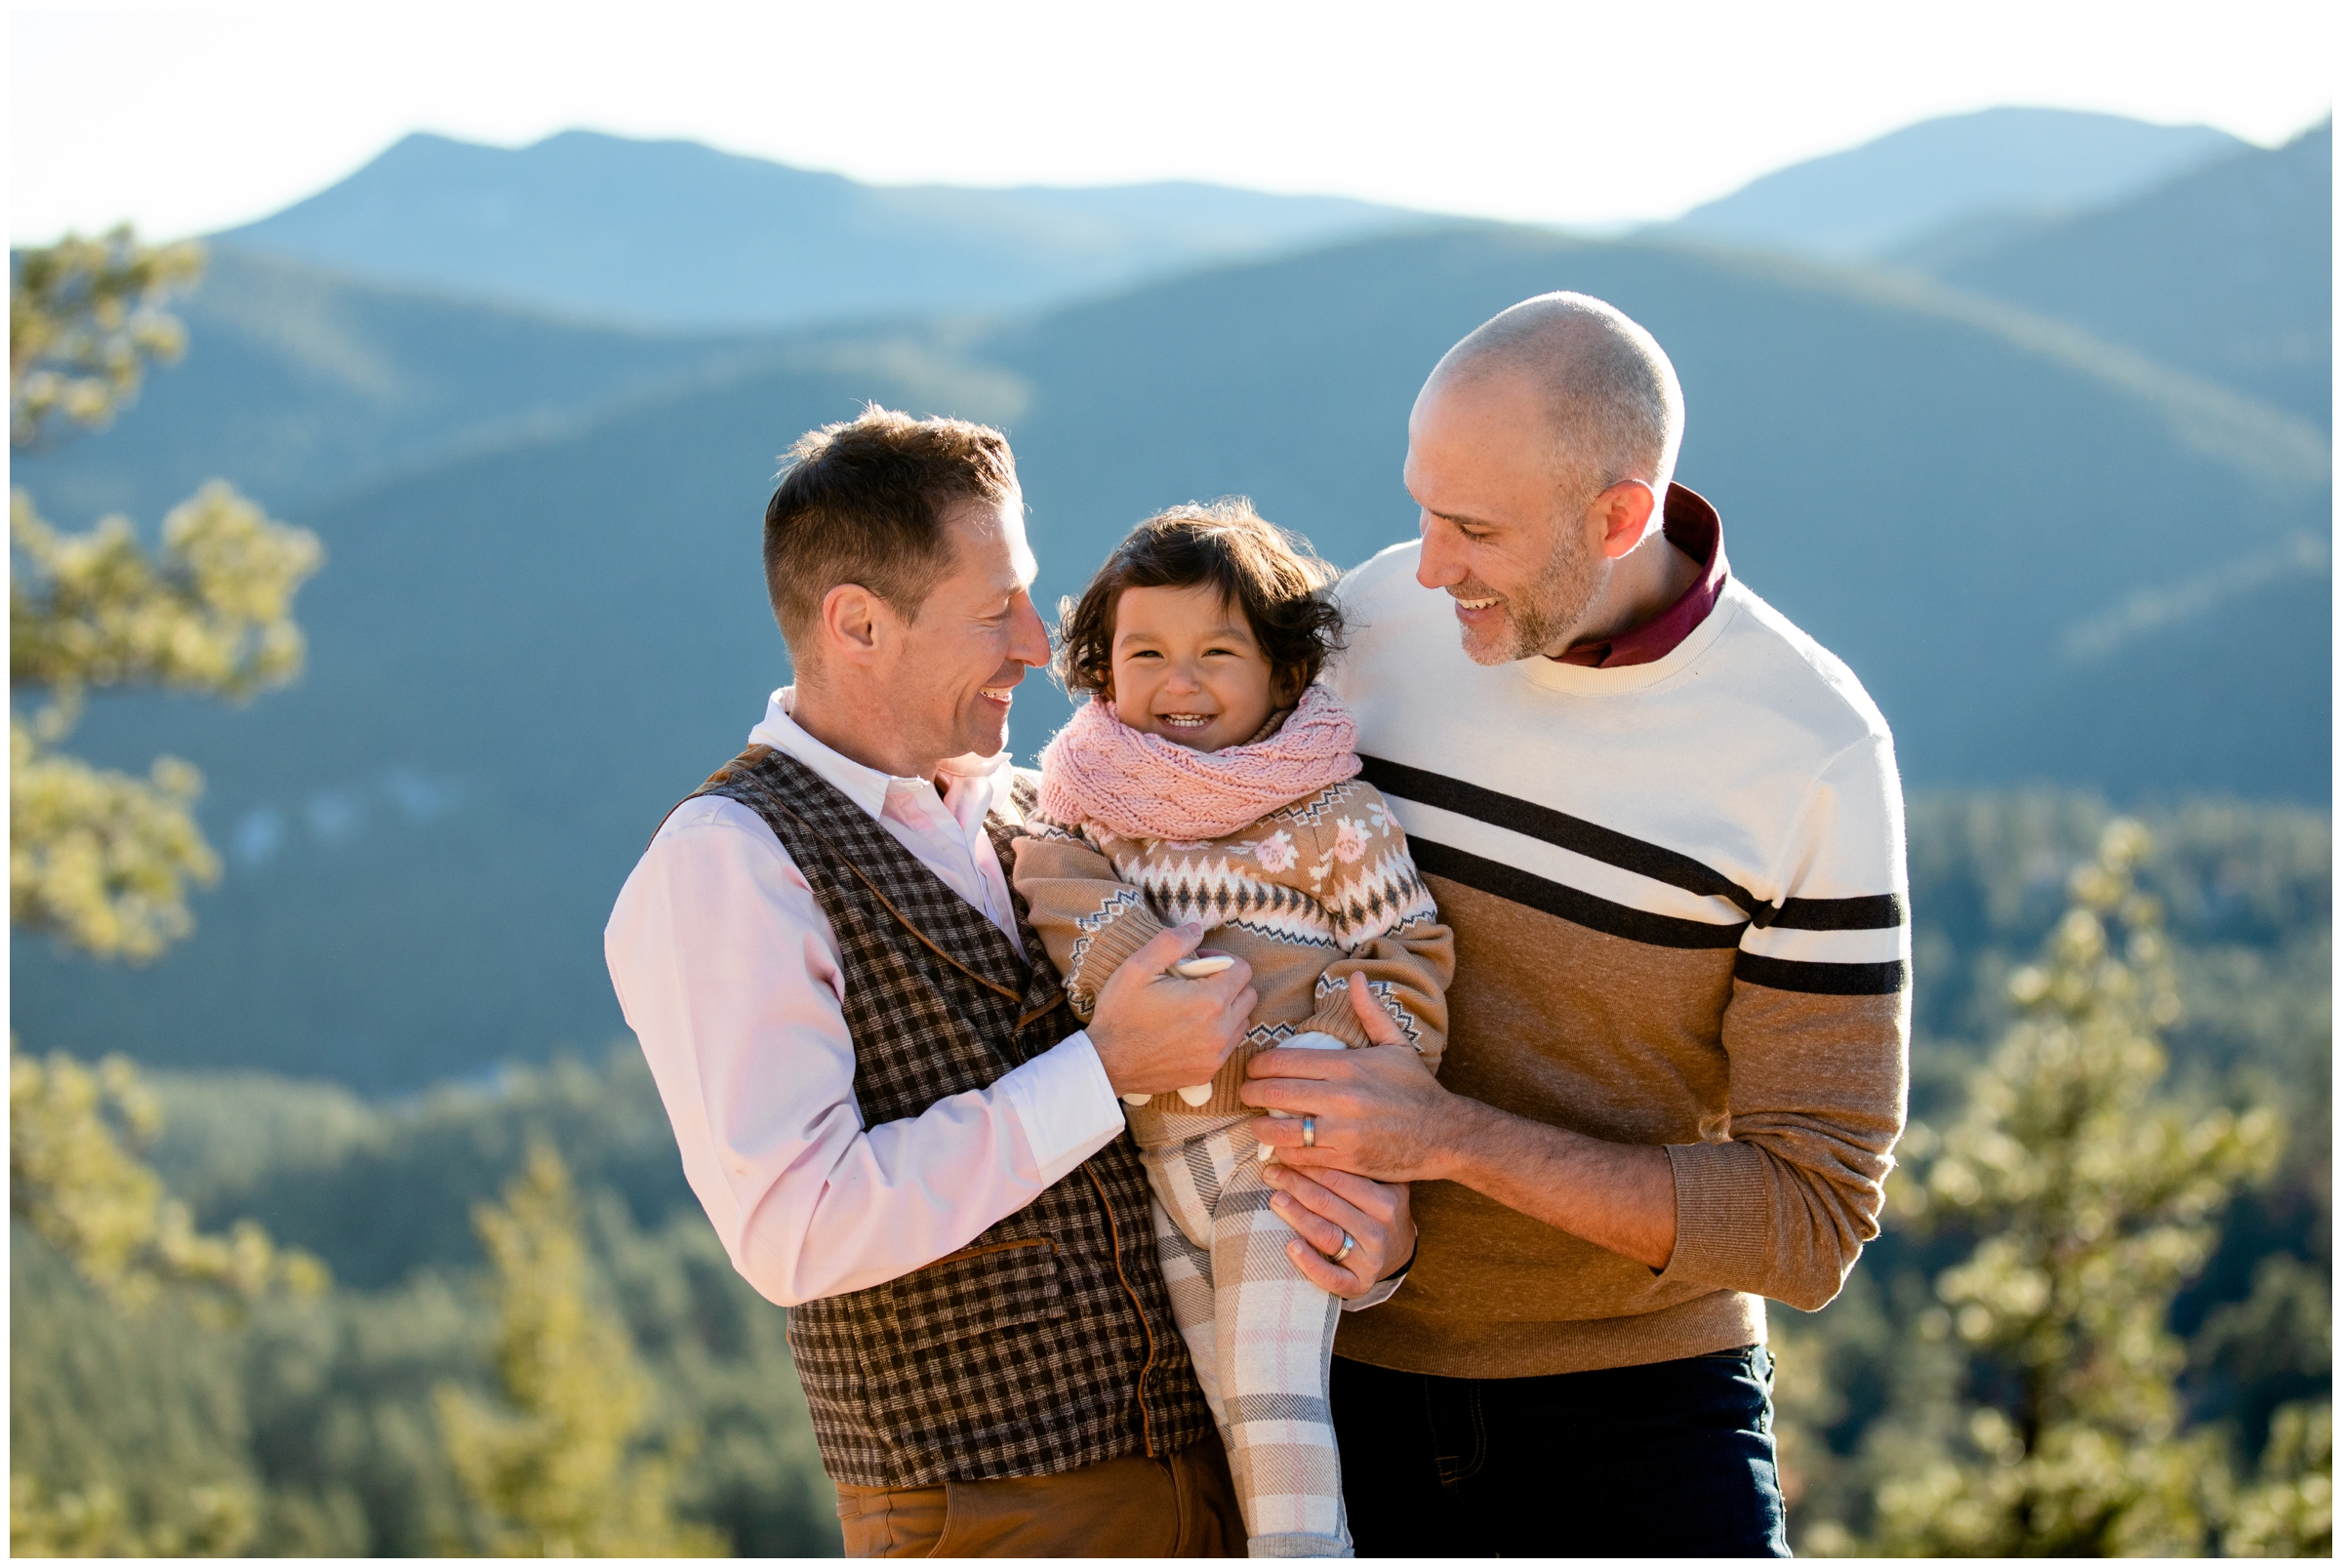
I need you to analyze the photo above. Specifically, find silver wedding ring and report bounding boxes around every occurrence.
[1331,1231,1356,1265]
[1301,1115,1316,1148]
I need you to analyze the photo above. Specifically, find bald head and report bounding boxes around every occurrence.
[1430,293,1684,503]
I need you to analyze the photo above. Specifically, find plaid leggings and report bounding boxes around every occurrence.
[1144,1117,1352,1557]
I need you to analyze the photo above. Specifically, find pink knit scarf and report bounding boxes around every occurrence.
[1037,683,1362,841]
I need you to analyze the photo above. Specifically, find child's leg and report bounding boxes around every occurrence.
[1142,1139,1229,1430]
[1198,1124,1351,1557]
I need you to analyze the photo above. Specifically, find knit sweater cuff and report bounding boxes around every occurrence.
[1064,905,1170,1018]
[1659,1140,1773,1293]
[1299,998,1375,1048]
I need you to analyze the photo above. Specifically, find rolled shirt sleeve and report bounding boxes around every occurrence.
[606,796,1128,1307]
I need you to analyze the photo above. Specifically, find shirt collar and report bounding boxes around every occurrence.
[1554,483,1729,669]
[747,687,1012,824]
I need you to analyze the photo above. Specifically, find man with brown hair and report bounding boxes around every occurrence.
[606,406,1414,1556]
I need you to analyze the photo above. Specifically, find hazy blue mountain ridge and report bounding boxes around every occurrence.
[1665,106,2243,261]
[14,245,778,527]
[215,130,1427,330]
[16,221,2327,1089]
[1931,121,2333,422]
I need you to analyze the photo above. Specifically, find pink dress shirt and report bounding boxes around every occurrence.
[606,688,1127,1307]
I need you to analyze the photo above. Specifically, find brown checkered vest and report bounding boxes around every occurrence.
[687,745,1212,1487]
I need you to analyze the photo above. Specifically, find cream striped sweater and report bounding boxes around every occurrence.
[1324,541,1912,1380]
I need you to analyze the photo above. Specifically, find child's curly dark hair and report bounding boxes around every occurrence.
[1055,499,1347,704]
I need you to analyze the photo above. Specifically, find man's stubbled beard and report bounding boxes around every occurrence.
[1459,511,1607,665]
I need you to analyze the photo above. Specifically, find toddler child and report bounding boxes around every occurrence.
[1015,500,1452,1558]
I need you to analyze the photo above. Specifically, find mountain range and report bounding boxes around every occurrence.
[1925,121,2332,423]
[11,109,2329,1090]
[19,246,769,527]
[1663,106,2243,261]
[215,130,1425,329]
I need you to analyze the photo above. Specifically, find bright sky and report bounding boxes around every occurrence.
[9,0,2335,244]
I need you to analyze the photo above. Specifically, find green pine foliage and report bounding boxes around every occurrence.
[1872,821,2276,1553]
[2227,1401,2334,1555]
[10,1228,264,1555]
[10,1048,326,1311]
[11,230,322,964]
[10,1051,842,1556]
[1784,809,2328,1555]
[14,798,2321,1557]
[435,1146,725,1555]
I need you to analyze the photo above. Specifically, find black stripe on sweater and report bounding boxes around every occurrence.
[1361,755,1766,916]
[1412,839,1746,950]
[1733,952,1909,996]
[1361,755,1906,931]
[1770,893,1906,930]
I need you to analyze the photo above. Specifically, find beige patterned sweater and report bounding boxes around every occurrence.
[1014,776,1453,1143]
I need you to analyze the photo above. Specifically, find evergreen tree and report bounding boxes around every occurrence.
[2226,1401,2333,1555]
[1874,819,2282,1553]
[10,1047,328,1556]
[11,235,329,1548]
[435,1146,726,1556]
[10,1048,327,1311]
[10,227,321,961]
[9,226,199,449]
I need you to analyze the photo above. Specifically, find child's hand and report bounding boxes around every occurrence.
[1341,971,1412,1047]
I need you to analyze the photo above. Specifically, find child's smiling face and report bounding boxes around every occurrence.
[1108,583,1281,752]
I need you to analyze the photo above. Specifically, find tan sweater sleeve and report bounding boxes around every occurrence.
[1010,816,1167,1021]
[1292,784,1454,1070]
[1656,732,1912,1313]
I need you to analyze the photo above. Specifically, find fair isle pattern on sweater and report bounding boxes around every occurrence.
[1015,776,1454,1130]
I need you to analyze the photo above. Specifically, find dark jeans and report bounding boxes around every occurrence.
[1331,1345,1789,1557]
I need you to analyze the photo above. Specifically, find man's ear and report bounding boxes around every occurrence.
[1594,480,1660,560]
[819,582,893,665]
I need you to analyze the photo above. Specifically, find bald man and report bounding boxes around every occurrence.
[1242,294,1910,1555]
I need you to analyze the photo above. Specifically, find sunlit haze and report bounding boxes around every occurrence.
[10,0,2335,244]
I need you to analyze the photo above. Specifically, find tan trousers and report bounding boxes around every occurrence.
[833,1433,1244,1557]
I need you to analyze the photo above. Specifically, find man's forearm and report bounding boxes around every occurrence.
[1431,1096,1678,1271]
[1242,1033,1679,1271]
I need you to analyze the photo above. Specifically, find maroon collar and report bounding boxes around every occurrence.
[1553,483,1728,668]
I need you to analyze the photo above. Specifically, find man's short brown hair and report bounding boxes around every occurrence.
[1055,499,1345,704]
[763,405,1020,655]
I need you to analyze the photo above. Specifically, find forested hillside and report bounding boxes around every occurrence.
[13,1052,840,1555]
[14,795,2322,1553]
[1780,797,2330,1551]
